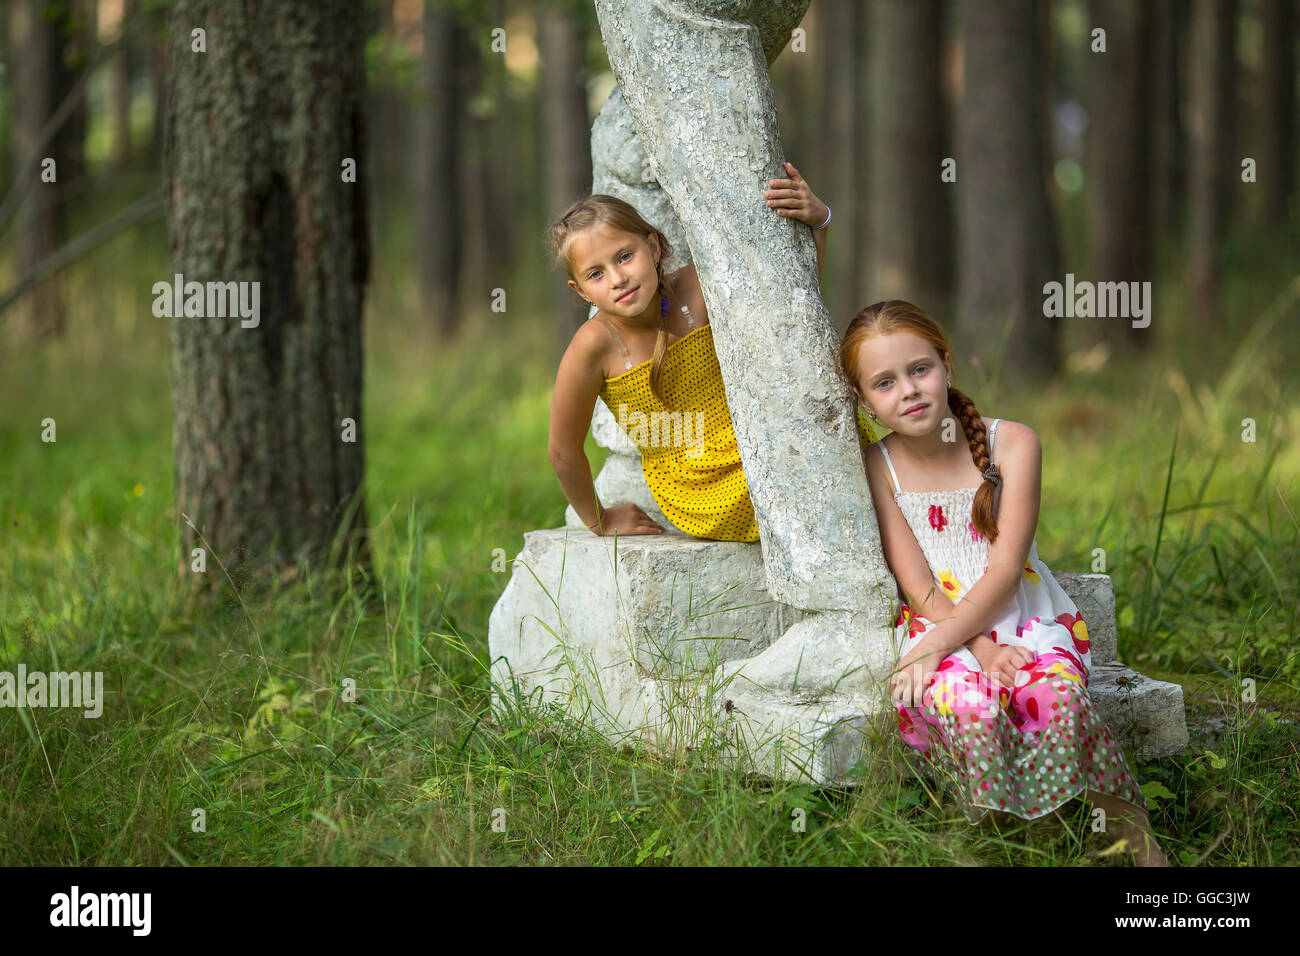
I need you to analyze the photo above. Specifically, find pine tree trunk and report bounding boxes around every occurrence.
[956,0,1061,379]
[54,0,92,191]
[1260,0,1295,227]
[415,1,462,339]
[1085,0,1152,352]
[8,0,65,338]
[457,24,492,330]
[165,0,371,594]
[151,7,168,165]
[109,0,134,168]
[820,0,864,327]
[1149,0,1187,241]
[865,0,950,316]
[1187,0,1237,332]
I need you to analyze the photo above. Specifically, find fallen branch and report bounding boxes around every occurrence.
[0,191,165,320]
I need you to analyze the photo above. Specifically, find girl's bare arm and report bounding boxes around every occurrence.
[548,326,609,528]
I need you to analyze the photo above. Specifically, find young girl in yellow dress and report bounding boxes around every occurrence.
[839,299,1168,866]
[547,162,876,541]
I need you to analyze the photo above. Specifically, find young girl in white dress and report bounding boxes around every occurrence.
[839,299,1168,866]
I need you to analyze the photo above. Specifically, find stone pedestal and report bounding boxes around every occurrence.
[489,530,1189,785]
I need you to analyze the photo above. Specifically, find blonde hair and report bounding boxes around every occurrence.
[549,194,675,406]
[839,300,1002,543]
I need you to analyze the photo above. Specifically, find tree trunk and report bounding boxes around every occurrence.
[108,0,133,167]
[165,0,371,595]
[540,0,595,351]
[415,1,462,339]
[55,0,92,190]
[8,0,66,338]
[151,1,168,166]
[1085,0,1152,352]
[457,19,492,331]
[483,0,515,312]
[1260,0,1295,228]
[956,0,1060,379]
[1187,0,1237,332]
[1148,0,1187,242]
[820,0,864,327]
[865,0,950,317]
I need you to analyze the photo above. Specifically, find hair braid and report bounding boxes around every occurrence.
[647,253,672,408]
[948,385,1000,542]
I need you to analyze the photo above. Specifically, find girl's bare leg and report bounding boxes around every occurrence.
[1085,789,1169,866]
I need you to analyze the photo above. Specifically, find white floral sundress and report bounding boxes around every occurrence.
[878,418,1148,824]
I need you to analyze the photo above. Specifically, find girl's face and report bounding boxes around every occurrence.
[566,224,662,323]
[851,331,952,435]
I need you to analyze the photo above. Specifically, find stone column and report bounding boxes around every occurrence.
[592,0,897,695]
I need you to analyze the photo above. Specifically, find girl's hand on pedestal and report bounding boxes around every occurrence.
[586,502,665,536]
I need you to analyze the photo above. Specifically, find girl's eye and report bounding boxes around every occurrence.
[914,365,928,374]
[876,379,890,390]
[620,251,632,261]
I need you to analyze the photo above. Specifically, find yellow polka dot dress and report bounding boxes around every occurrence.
[598,323,880,542]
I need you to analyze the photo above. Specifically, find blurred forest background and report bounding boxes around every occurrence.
[0,1,1297,865]
[3,0,1297,365]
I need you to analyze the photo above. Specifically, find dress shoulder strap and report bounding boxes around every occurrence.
[988,418,1000,455]
[875,439,902,494]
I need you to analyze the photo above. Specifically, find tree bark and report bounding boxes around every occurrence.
[955,0,1061,380]
[865,0,951,317]
[165,0,371,595]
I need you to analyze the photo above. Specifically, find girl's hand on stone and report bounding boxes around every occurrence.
[586,502,665,536]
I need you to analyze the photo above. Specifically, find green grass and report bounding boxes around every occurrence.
[1,199,1298,866]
